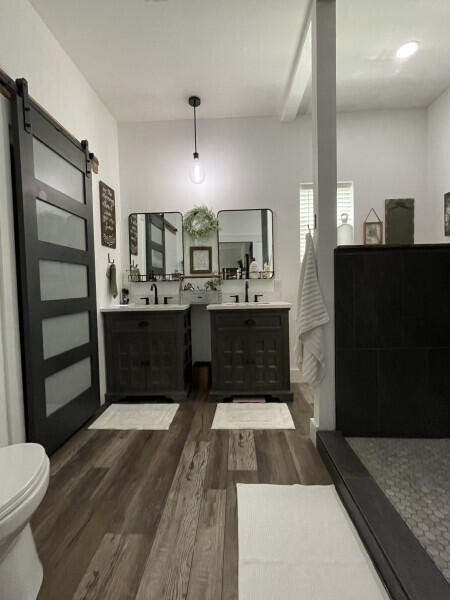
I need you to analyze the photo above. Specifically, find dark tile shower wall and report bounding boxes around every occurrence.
[335,244,450,437]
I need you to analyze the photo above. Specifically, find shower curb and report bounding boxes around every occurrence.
[317,431,450,600]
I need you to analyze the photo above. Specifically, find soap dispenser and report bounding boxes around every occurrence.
[249,259,259,279]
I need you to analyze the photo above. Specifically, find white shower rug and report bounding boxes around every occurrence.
[89,403,179,430]
[211,403,295,430]
[237,484,390,600]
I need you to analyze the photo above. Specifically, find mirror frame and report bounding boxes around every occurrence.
[217,208,275,279]
[128,211,185,281]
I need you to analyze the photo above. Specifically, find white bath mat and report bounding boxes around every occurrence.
[211,403,295,430]
[89,403,179,430]
[237,484,389,600]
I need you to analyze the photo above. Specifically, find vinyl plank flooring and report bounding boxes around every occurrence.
[50,428,94,476]
[73,533,151,600]
[204,430,229,490]
[135,440,210,600]
[254,430,300,485]
[228,430,257,471]
[93,430,137,468]
[187,490,226,600]
[116,406,194,534]
[34,394,332,600]
[285,432,332,485]
[38,501,113,599]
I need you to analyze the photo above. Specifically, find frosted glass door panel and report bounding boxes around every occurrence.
[45,357,91,416]
[152,249,163,268]
[151,223,163,245]
[42,312,90,359]
[33,138,84,203]
[36,200,86,250]
[40,260,88,300]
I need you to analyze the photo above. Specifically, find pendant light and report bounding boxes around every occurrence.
[188,96,206,184]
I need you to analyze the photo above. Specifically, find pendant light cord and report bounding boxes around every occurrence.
[193,104,198,155]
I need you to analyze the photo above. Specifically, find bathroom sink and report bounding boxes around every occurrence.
[207,301,291,310]
[101,304,190,312]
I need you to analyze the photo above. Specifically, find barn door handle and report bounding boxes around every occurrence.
[245,319,256,327]
[138,321,149,328]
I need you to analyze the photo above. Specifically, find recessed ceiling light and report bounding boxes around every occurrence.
[396,41,420,59]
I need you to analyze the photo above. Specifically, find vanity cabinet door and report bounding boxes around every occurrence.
[251,331,286,390]
[214,331,250,390]
[110,332,149,393]
[147,332,178,391]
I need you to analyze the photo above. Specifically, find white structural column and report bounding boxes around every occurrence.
[310,0,337,442]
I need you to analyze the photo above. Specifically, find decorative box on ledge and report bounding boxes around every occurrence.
[181,289,222,305]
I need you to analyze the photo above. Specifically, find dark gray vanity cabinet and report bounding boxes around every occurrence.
[209,308,292,402]
[103,309,192,402]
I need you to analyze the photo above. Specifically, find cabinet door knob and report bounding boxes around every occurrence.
[245,319,256,327]
[138,321,149,328]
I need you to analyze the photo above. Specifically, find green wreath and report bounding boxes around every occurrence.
[183,205,219,240]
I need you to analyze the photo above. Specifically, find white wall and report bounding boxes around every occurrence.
[0,97,26,447]
[119,108,432,376]
[427,86,450,242]
[0,0,122,443]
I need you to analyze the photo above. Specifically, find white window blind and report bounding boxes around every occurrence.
[299,181,354,260]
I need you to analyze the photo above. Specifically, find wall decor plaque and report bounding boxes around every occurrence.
[445,192,450,237]
[385,198,414,245]
[129,214,138,256]
[99,181,116,248]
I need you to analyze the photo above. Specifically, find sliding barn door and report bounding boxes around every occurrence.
[11,79,100,453]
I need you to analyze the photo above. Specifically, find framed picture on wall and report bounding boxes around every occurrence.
[190,246,212,274]
[445,192,450,236]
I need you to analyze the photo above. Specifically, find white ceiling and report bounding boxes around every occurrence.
[28,0,309,121]
[29,0,450,121]
[337,0,450,111]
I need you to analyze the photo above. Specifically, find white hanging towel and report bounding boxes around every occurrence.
[295,232,330,386]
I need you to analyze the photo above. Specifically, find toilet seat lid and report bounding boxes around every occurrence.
[0,443,48,519]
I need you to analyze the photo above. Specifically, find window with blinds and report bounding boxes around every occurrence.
[299,181,354,260]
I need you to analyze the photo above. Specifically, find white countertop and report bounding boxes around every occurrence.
[207,301,291,311]
[101,304,190,312]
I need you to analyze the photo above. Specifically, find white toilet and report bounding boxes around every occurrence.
[0,443,50,600]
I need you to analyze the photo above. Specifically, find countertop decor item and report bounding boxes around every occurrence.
[337,212,354,245]
[183,205,219,240]
[385,198,414,244]
[249,259,259,279]
[190,245,212,274]
[188,96,206,184]
[363,208,383,245]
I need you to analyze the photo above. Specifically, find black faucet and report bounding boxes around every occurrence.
[245,280,249,303]
[150,283,158,305]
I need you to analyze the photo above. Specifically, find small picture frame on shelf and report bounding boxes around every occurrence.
[363,208,383,245]
[364,222,383,245]
[190,246,212,274]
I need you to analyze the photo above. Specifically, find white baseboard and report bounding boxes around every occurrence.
[309,417,319,446]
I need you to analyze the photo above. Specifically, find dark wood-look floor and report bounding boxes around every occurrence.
[33,385,331,600]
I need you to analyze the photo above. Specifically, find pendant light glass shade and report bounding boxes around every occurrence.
[189,154,206,184]
[188,96,206,184]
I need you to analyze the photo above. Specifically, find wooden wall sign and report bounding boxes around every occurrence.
[99,181,116,248]
[129,214,138,256]
[385,198,414,245]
